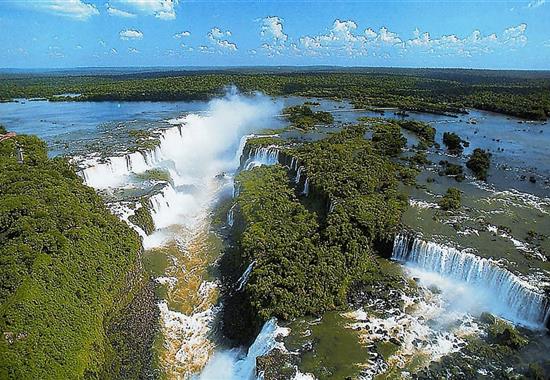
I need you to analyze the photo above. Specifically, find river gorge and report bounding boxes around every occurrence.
[1,91,549,379]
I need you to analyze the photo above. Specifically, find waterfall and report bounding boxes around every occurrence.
[197,318,288,380]
[290,157,298,171]
[227,204,236,227]
[75,91,283,377]
[80,150,154,188]
[236,261,256,291]
[392,234,550,328]
[302,178,309,196]
[243,146,280,170]
[295,166,304,183]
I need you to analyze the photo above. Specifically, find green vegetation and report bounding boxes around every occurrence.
[0,129,154,379]
[487,319,528,349]
[223,126,407,343]
[284,104,334,130]
[466,148,491,180]
[128,200,155,235]
[134,168,172,183]
[438,160,465,181]
[2,68,548,120]
[127,129,160,153]
[394,120,436,146]
[409,151,430,166]
[438,187,462,210]
[442,132,467,154]
[371,122,407,156]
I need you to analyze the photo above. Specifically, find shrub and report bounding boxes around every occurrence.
[466,148,491,180]
[438,187,462,210]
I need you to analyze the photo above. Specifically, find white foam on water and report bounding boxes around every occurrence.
[76,91,283,377]
[392,234,550,328]
[196,319,289,380]
[409,198,440,209]
[243,145,280,170]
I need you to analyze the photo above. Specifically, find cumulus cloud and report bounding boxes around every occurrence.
[120,29,143,40]
[502,23,528,47]
[260,16,288,42]
[108,0,178,20]
[300,19,368,56]
[527,0,545,8]
[30,0,99,20]
[377,27,402,45]
[106,4,136,17]
[259,16,289,56]
[293,19,529,60]
[173,31,191,39]
[405,24,525,57]
[207,27,237,52]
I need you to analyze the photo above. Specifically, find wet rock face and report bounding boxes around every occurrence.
[105,278,160,380]
[256,348,299,380]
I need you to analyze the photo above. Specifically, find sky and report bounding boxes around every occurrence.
[0,0,549,69]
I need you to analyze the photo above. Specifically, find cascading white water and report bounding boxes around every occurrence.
[227,203,236,227]
[295,166,304,184]
[236,261,256,291]
[290,157,298,171]
[302,178,309,196]
[197,318,288,380]
[243,146,280,170]
[80,150,153,188]
[392,234,550,328]
[78,90,282,376]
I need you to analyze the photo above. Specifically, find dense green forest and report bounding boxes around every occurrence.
[222,125,408,344]
[0,127,157,379]
[1,68,549,120]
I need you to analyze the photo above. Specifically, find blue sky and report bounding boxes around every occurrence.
[0,0,549,69]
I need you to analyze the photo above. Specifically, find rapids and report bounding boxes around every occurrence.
[392,234,550,328]
[76,90,283,378]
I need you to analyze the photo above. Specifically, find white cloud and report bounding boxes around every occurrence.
[48,46,64,58]
[260,16,288,42]
[120,29,144,40]
[527,0,545,8]
[109,0,178,20]
[364,28,377,39]
[259,16,288,56]
[173,31,191,39]
[502,23,528,47]
[300,19,368,57]
[405,24,525,57]
[377,27,402,45]
[106,5,136,17]
[207,27,237,52]
[31,0,99,20]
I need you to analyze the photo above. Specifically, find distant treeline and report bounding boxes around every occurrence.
[1,68,549,120]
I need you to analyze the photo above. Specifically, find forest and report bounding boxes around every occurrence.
[222,125,408,344]
[0,127,156,379]
[1,68,549,120]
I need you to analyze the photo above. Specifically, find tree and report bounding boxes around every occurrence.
[438,187,462,210]
[466,148,491,180]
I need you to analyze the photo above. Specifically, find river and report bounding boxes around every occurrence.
[1,92,549,379]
